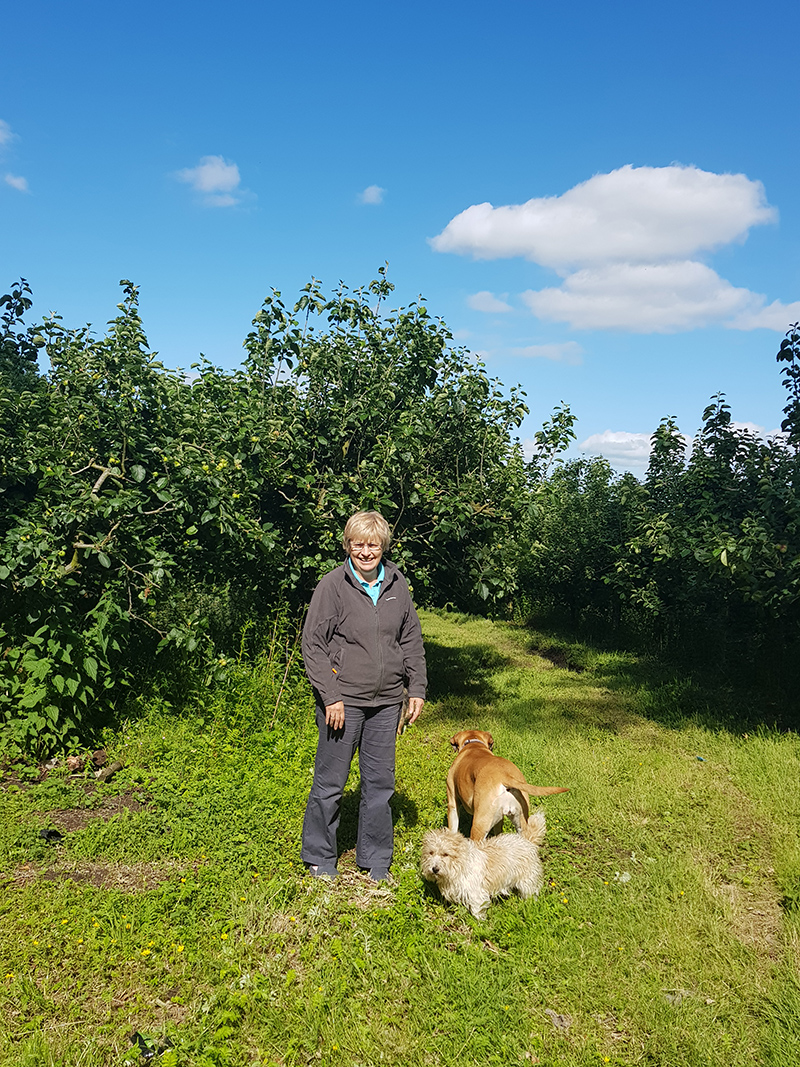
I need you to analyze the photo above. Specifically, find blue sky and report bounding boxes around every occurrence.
[2,0,799,473]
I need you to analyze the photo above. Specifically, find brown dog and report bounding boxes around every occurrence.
[447,730,569,840]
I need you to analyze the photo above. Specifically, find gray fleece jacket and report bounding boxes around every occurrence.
[301,560,427,708]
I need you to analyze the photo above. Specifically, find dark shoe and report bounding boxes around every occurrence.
[368,867,390,882]
[306,863,338,879]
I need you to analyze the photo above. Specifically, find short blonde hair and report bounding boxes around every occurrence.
[343,511,392,554]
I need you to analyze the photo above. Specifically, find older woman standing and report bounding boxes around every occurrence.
[300,511,426,881]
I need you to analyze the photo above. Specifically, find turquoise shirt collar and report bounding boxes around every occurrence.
[348,558,385,605]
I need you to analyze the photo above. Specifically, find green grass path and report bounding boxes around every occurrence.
[1,610,799,1066]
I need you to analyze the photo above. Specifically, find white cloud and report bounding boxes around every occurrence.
[467,290,512,313]
[0,119,16,148]
[431,164,795,333]
[4,173,29,193]
[511,342,583,364]
[359,184,385,205]
[175,155,245,207]
[521,261,763,333]
[580,430,654,469]
[729,299,800,332]
[431,165,775,268]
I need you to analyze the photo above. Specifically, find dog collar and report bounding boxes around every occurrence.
[462,738,488,746]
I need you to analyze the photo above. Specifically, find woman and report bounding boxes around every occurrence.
[300,511,426,881]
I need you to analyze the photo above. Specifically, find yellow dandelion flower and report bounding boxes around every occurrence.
[176,944,184,953]
[126,923,131,929]
[240,896,246,901]
[221,933,228,940]
[77,939,84,944]
[141,949,151,956]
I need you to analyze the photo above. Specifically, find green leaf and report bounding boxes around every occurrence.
[84,656,98,681]
[97,552,111,568]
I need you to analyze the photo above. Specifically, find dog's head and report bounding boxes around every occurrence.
[419,828,471,883]
[449,729,493,753]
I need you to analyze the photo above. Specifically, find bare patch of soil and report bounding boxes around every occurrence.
[46,790,149,833]
[9,859,180,892]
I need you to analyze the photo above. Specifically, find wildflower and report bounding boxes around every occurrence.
[289,916,296,922]
[77,939,84,944]
[176,944,185,953]
[240,896,246,902]
[61,919,68,925]
[5,973,14,979]
[126,924,131,929]
[32,940,38,946]
[221,933,228,940]
[141,949,151,956]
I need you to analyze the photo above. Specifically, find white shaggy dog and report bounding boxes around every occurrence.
[420,809,546,919]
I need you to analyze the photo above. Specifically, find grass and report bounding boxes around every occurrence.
[1,608,799,1066]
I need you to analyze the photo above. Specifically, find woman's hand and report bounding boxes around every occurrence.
[324,701,345,729]
[407,697,424,725]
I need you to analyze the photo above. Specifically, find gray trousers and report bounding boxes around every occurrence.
[301,702,402,871]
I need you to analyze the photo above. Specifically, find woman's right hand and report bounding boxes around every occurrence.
[324,701,345,730]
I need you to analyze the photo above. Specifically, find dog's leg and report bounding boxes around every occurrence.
[446,773,460,832]
[506,788,530,833]
[469,810,501,841]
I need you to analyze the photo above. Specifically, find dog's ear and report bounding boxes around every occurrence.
[449,734,460,751]
[485,732,494,750]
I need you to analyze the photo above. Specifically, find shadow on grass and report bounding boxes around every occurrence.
[522,620,797,735]
[424,637,512,704]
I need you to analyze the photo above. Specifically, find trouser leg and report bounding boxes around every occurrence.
[301,704,364,867]
[355,703,402,870]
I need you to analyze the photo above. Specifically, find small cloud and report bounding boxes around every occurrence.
[580,430,654,469]
[4,173,29,193]
[175,155,246,207]
[0,119,16,148]
[511,341,583,364]
[358,184,386,205]
[467,290,512,313]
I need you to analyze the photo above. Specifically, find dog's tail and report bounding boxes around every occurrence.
[514,779,570,798]
[522,808,547,846]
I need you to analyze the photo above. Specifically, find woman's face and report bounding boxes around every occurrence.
[349,537,383,580]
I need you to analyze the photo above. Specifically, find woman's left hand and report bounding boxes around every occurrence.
[407,697,424,725]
